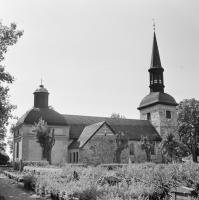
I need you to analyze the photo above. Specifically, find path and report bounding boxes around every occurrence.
[0,166,45,200]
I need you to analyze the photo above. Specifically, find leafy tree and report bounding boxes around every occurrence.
[141,134,155,162]
[159,132,189,163]
[177,98,199,162]
[33,118,55,164]
[115,131,128,163]
[7,123,16,154]
[0,20,23,152]
[0,151,9,165]
[111,113,126,119]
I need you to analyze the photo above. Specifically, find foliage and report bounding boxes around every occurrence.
[33,118,55,164]
[177,98,199,162]
[21,163,199,199]
[0,151,9,164]
[141,134,155,162]
[115,131,128,163]
[23,173,36,190]
[0,20,23,152]
[7,123,16,154]
[111,113,126,119]
[159,133,189,163]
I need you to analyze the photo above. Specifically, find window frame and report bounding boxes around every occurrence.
[166,111,171,119]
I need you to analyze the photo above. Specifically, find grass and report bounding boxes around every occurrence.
[21,163,199,199]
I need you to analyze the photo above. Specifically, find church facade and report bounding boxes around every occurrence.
[13,32,178,165]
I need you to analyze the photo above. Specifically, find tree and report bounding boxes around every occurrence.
[0,20,23,152]
[177,98,199,162]
[111,113,126,119]
[141,134,155,162]
[7,123,16,154]
[33,118,55,164]
[0,151,9,165]
[159,132,189,163]
[115,131,128,163]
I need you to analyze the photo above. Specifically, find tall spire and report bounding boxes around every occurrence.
[150,32,162,69]
[148,31,165,93]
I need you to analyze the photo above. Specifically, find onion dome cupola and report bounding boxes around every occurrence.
[34,84,49,108]
[138,31,178,110]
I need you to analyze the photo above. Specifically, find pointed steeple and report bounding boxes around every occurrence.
[148,32,165,93]
[150,32,162,69]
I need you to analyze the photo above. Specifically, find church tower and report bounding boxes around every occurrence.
[137,31,179,139]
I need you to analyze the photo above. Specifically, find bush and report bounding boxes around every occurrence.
[0,152,9,165]
[23,173,36,190]
[13,161,20,170]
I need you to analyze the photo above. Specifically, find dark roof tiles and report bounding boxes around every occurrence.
[16,108,68,126]
[63,114,161,141]
[138,92,178,110]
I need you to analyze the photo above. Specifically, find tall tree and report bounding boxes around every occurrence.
[115,131,128,163]
[177,98,199,162]
[111,113,126,119]
[141,134,155,162]
[0,20,23,152]
[33,118,55,164]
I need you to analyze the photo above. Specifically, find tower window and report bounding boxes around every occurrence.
[150,74,153,84]
[154,74,157,83]
[158,74,162,83]
[147,113,151,121]
[166,111,171,119]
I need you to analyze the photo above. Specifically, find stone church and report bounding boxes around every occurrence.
[13,32,178,165]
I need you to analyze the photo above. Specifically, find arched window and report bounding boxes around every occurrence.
[129,143,135,155]
[154,74,157,83]
[151,144,155,155]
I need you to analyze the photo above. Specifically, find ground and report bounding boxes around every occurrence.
[0,166,44,200]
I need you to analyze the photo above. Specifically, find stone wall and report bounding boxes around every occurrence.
[140,104,179,139]
[79,135,162,165]
[79,135,117,165]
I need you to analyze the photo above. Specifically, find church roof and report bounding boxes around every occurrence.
[16,107,68,127]
[63,114,161,141]
[138,92,178,110]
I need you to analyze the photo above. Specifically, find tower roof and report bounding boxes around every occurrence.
[34,85,49,94]
[150,32,162,69]
[137,92,178,110]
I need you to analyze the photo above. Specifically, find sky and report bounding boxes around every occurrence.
[0,0,199,154]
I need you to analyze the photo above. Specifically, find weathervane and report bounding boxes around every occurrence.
[41,78,43,85]
[153,19,155,31]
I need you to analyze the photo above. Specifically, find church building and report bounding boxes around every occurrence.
[13,31,178,165]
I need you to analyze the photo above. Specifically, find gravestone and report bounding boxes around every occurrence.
[171,186,195,200]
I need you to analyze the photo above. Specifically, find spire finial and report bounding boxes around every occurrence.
[153,19,155,31]
[40,79,43,87]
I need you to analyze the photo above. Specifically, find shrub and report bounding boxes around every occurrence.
[23,173,36,190]
[0,151,9,165]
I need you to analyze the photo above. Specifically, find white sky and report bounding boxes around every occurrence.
[0,1,199,148]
